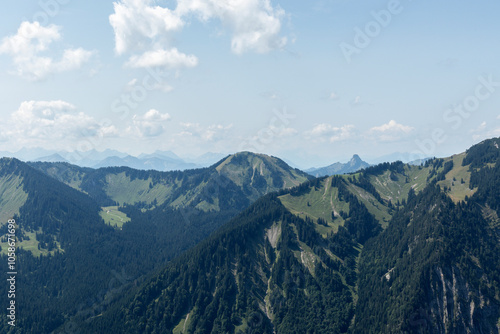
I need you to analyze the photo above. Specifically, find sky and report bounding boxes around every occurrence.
[0,0,499,168]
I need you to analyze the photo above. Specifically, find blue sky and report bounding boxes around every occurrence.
[0,0,499,168]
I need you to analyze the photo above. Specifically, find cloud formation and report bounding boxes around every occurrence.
[305,124,355,143]
[109,0,287,69]
[470,121,500,141]
[176,0,287,54]
[368,120,414,142]
[110,0,184,55]
[0,21,95,80]
[132,109,171,137]
[178,122,233,141]
[126,48,198,69]
[2,101,115,150]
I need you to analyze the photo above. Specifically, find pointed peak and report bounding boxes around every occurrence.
[351,154,361,161]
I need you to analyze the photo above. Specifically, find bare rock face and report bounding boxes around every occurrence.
[414,266,499,334]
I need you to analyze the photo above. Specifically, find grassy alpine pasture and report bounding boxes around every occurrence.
[100,206,131,228]
[0,229,61,257]
[279,177,349,235]
[0,174,28,224]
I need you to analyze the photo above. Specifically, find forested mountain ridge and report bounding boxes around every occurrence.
[80,138,500,333]
[0,157,117,333]
[29,151,311,212]
[81,193,359,333]
[355,137,500,333]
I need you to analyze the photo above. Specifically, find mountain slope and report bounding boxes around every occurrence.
[306,154,370,177]
[353,138,500,332]
[355,184,500,333]
[81,170,388,333]
[82,138,500,334]
[82,194,358,333]
[0,159,240,333]
[0,154,310,333]
[0,159,28,223]
[0,158,114,333]
[215,152,309,200]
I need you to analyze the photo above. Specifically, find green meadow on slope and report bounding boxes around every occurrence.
[0,172,28,224]
[100,206,131,228]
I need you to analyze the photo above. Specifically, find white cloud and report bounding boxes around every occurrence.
[203,124,233,141]
[470,121,500,141]
[5,101,110,148]
[109,0,184,55]
[110,0,193,70]
[305,123,355,143]
[59,48,94,71]
[270,126,297,137]
[0,21,59,54]
[370,120,413,133]
[309,123,334,137]
[144,109,171,121]
[99,125,119,138]
[178,122,233,141]
[368,120,414,142]
[109,0,287,69]
[126,48,198,69]
[176,0,287,54]
[0,21,95,80]
[132,109,171,137]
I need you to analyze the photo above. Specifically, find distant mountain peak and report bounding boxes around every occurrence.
[306,155,370,177]
[212,151,311,195]
[34,153,68,163]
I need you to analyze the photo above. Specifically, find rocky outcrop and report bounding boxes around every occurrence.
[411,266,500,333]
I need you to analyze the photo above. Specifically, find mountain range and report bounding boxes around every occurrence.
[0,139,499,333]
[0,147,228,172]
[1,147,414,177]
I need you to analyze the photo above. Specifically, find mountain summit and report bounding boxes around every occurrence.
[306,154,370,177]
